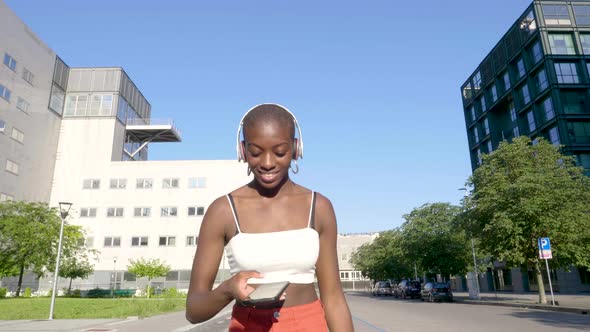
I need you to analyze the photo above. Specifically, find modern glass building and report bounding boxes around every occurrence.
[461,0,590,176]
[460,0,590,293]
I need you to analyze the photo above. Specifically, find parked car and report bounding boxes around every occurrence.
[420,282,453,302]
[393,280,421,299]
[372,281,392,296]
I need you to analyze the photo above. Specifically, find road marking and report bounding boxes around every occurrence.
[172,308,233,332]
[352,315,386,332]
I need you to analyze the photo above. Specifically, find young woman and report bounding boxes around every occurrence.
[186,103,354,331]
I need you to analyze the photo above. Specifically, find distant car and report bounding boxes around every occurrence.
[372,281,392,296]
[393,280,421,299]
[420,282,453,302]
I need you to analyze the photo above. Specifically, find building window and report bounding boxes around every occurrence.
[0,120,5,133]
[531,41,543,63]
[581,34,590,54]
[107,207,124,217]
[561,91,587,114]
[491,85,498,102]
[0,84,11,102]
[554,63,579,84]
[516,58,526,78]
[49,84,65,115]
[472,71,482,91]
[483,117,490,135]
[64,95,88,116]
[16,97,30,113]
[188,177,207,188]
[5,160,19,175]
[548,34,576,55]
[548,127,560,146]
[161,207,178,217]
[0,193,14,201]
[22,68,34,85]
[568,122,590,144]
[80,208,97,218]
[542,97,555,121]
[3,53,16,71]
[163,178,179,188]
[109,178,127,189]
[82,179,100,189]
[520,84,531,105]
[486,140,493,153]
[521,10,537,34]
[476,149,483,165]
[188,206,205,216]
[134,207,151,217]
[527,111,536,133]
[503,72,511,91]
[542,5,571,25]
[10,128,24,143]
[159,236,176,247]
[480,96,486,112]
[89,94,113,116]
[462,82,473,100]
[136,178,153,189]
[577,154,590,175]
[470,106,476,122]
[473,127,479,144]
[186,236,198,246]
[573,5,590,26]
[104,236,121,247]
[510,103,520,138]
[81,237,94,248]
[131,236,149,247]
[535,69,548,92]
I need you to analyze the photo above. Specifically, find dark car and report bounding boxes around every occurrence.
[393,280,421,299]
[372,281,392,296]
[420,282,453,302]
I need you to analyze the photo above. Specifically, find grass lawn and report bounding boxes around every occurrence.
[0,297,187,320]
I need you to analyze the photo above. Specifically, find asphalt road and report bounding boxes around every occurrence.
[190,292,590,332]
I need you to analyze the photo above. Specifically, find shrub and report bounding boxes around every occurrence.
[161,287,180,298]
[0,288,7,298]
[23,288,32,297]
[70,289,81,298]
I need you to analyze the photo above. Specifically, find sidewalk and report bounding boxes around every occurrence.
[453,291,590,315]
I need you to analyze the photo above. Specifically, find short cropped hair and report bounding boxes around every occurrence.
[242,104,295,139]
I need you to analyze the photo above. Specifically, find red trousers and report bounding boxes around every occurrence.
[228,299,328,332]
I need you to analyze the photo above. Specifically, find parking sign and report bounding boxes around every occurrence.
[538,237,552,259]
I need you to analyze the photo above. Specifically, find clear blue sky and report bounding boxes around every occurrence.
[6,0,533,233]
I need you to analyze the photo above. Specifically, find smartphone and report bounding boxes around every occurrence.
[244,281,290,305]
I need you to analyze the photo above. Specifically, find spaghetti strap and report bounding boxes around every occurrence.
[307,191,317,229]
[226,194,241,233]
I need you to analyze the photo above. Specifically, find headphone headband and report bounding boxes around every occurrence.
[236,103,304,162]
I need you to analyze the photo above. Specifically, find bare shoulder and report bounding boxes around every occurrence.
[200,195,234,236]
[313,192,337,233]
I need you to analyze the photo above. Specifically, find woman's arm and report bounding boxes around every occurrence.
[315,193,354,331]
[185,197,261,323]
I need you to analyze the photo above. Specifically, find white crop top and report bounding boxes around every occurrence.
[224,192,320,284]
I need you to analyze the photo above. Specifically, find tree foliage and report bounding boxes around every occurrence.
[127,258,171,298]
[465,137,590,302]
[350,230,411,281]
[59,256,94,294]
[400,202,471,277]
[0,201,87,296]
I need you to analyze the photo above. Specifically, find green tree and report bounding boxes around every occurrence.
[0,201,85,296]
[59,256,94,294]
[127,258,171,298]
[400,203,471,280]
[350,230,411,282]
[465,136,590,303]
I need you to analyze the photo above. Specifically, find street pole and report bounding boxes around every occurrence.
[49,202,72,320]
[471,238,481,299]
[414,262,418,281]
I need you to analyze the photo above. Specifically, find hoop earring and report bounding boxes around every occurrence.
[290,160,299,174]
[247,167,252,176]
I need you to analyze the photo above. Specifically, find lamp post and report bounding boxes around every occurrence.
[49,202,72,320]
[458,188,481,300]
[111,256,118,298]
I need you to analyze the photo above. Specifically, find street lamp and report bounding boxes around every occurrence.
[111,256,118,298]
[458,188,481,300]
[49,202,72,320]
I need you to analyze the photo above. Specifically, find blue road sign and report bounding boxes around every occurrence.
[538,237,551,251]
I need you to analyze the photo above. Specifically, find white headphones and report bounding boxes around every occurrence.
[236,103,304,163]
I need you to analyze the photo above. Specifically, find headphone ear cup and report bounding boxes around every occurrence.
[240,141,247,162]
[292,138,299,160]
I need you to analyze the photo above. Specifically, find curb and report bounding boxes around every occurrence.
[454,298,590,315]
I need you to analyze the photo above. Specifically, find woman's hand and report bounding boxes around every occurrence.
[223,270,265,301]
